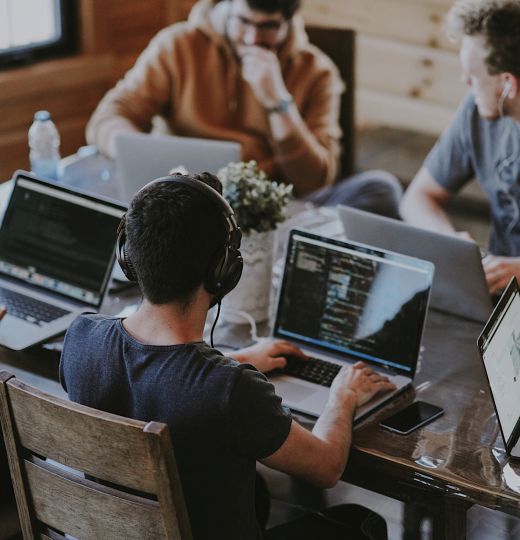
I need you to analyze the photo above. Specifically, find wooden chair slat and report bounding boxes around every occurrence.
[8,378,158,493]
[25,459,166,540]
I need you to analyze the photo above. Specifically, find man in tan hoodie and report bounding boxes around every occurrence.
[87,0,401,215]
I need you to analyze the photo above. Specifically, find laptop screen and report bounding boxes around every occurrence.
[478,278,520,450]
[273,231,434,376]
[0,175,126,307]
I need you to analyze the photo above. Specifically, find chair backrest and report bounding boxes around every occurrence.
[0,371,192,540]
[306,26,356,179]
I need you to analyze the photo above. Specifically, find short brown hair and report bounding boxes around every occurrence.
[126,173,226,307]
[246,0,301,19]
[446,0,520,77]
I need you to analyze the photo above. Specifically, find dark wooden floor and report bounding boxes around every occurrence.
[357,126,491,247]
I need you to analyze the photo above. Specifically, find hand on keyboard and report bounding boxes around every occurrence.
[331,362,396,408]
[230,339,308,374]
[281,355,340,387]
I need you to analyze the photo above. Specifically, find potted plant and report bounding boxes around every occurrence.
[217,160,292,322]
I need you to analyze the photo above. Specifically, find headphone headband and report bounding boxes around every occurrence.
[158,175,235,218]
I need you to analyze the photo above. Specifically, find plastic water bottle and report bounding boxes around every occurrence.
[28,110,61,180]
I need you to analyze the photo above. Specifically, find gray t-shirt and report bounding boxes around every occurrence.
[60,314,292,540]
[424,92,520,256]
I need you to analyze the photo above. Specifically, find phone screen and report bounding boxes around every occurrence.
[379,401,444,435]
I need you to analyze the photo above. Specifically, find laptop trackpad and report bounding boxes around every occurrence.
[275,380,319,403]
[270,375,318,403]
[270,376,329,417]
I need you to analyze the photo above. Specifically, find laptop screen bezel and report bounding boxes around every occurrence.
[478,277,520,455]
[272,229,434,378]
[0,171,127,309]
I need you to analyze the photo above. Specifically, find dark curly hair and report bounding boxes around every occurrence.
[446,0,520,77]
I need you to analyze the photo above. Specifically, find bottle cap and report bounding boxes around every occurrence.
[34,110,51,121]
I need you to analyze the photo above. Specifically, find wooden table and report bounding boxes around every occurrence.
[214,298,519,539]
[343,308,516,539]
[0,172,518,538]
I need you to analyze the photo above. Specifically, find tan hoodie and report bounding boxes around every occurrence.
[86,0,343,194]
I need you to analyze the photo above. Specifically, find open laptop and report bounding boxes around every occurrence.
[338,206,492,323]
[115,132,241,203]
[0,170,126,350]
[269,229,434,420]
[478,277,520,459]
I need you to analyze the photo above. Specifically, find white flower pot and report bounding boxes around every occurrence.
[221,229,275,323]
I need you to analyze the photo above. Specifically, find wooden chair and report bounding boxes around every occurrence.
[0,371,192,540]
[306,26,356,179]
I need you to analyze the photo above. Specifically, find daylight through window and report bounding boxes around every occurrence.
[0,0,75,68]
[0,0,60,52]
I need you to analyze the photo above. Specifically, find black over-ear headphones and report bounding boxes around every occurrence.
[116,175,243,303]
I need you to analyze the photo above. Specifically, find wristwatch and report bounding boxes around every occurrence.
[266,95,294,115]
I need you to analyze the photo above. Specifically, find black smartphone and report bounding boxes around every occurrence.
[379,401,444,435]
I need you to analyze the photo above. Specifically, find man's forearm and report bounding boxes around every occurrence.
[401,191,456,234]
[86,116,141,160]
[309,391,357,485]
[400,167,458,234]
[268,108,338,195]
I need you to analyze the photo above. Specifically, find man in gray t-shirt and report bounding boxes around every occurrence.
[60,171,394,539]
[400,0,520,295]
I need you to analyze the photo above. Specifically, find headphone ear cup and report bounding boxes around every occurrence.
[116,215,138,282]
[122,244,138,282]
[222,250,243,293]
[204,248,227,297]
[204,247,243,299]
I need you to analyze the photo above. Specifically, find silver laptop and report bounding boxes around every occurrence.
[115,132,241,203]
[338,206,492,323]
[269,229,434,420]
[478,277,520,458]
[0,170,126,350]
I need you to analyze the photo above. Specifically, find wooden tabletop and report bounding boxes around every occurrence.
[1,163,518,536]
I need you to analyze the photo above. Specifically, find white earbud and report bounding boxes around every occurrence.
[502,79,513,99]
[498,79,513,117]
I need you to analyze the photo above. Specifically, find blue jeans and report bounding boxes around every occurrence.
[264,504,388,540]
[306,170,403,219]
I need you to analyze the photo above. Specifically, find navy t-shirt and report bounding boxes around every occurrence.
[60,314,292,540]
[425,92,520,256]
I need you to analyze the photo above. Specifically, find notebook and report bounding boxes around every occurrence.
[0,170,126,350]
[269,229,434,420]
[478,277,520,458]
[114,132,242,203]
[338,205,492,323]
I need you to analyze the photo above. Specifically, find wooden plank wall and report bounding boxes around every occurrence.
[302,0,467,134]
[0,0,182,181]
[0,0,466,180]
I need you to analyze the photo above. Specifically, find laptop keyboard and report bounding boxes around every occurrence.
[281,355,342,387]
[0,287,70,326]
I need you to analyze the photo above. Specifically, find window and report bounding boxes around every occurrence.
[0,0,77,69]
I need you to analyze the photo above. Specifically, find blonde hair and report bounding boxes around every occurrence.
[446,0,520,76]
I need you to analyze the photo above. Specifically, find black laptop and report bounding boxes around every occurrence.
[269,229,434,420]
[0,170,126,350]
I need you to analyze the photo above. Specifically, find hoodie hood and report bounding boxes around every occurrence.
[187,0,311,62]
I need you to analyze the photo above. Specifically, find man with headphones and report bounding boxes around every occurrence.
[400,0,520,295]
[60,172,393,539]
